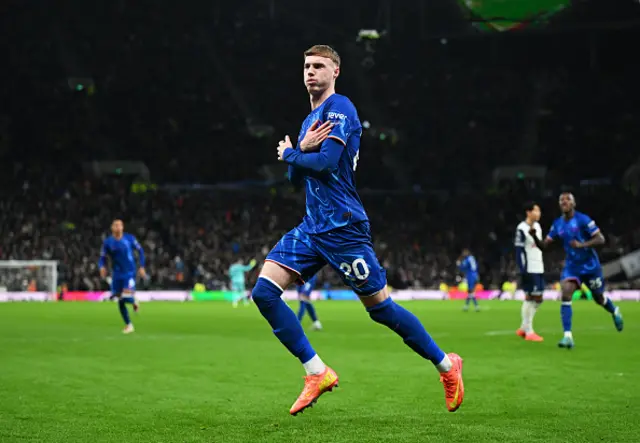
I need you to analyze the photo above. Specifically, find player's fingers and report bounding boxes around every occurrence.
[316,121,332,131]
[309,120,320,130]
[318,129,332,139]
[285,135,291,144]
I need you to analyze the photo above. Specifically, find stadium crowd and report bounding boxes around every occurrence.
[0,172,638,292]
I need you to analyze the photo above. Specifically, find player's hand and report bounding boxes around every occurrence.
[570,240,584,249]
[277,135,293,161]
[138,267,146,278]
[300,120,333,152]
[100,267,107,279]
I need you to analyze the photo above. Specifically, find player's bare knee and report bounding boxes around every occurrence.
[258,260,298,292]
[560,282,576,301]
[528,294,543,304]
[533,295,543,304]
[359,285,390,309]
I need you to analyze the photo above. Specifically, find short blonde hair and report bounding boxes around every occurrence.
[304,45,341,67]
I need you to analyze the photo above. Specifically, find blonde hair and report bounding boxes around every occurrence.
[304,45,341,67]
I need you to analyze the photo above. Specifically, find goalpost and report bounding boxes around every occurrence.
[0,260,58,297]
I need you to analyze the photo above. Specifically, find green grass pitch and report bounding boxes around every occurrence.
[1,300,639,442]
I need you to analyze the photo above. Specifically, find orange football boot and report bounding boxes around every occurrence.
[289,366,339,416]
[440,353,464,412]
[516,328,526,338]
[525,332,544,342]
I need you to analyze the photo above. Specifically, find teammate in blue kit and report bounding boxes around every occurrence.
[250,45,463,416]
[534,193,623,348]
[296,274,322,330]
[99,219,146,334]
[457,249,480,312]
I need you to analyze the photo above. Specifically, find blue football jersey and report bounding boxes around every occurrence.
[294,94,367,234]
[459,255,479,280]
[99,233,145,278]
[547,211,601,273]
[297,274,318,294]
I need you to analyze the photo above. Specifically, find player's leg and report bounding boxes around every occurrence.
[238,284,250,306]
[231,282,242,307]
[585,272,623,332]
[112,278,134,333]
[468,280,479,311]
[252,228,336,415]
[517,274,543,341]
[558,274,579,348]
[462,282,471,311]
[296,292,308,321]
[121,277,137,333]
[321,222,464,412]
[300,293,322,330]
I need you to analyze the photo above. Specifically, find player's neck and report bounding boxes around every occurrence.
[309,87,335,110]
[563,210,575,220]
[113,233,123,240]
[526,218,535,226]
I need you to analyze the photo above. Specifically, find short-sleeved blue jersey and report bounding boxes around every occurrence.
[459,255,479,281]
[99,233,145,279]
[547,211,601,274]
[290,93,367,234]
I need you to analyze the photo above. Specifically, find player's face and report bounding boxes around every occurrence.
[304,56,338,95]
[111,220,124,236]
[528,205,541,222]
[559,194,575,213]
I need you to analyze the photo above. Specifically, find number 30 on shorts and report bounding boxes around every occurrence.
[339,258,370,281]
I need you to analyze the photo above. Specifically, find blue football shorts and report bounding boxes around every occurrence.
[266,221,387,296]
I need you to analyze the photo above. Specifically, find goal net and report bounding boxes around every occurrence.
[0,260,58,298]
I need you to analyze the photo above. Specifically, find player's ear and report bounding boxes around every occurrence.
[333,66,340,81]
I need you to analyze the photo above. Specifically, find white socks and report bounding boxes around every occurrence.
[303,354,326,375]
[520,300,539,333]
[564,330,573,339]
[435,354,453,373]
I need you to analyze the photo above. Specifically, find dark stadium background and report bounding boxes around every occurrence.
[1,0,639,292]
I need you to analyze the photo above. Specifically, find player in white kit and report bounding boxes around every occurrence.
[514,202,545,342]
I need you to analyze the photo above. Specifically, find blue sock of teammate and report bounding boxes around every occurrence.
[600,296,616,314]
[118,298,131,325]
[469,293,478,307]
[306,302,318,322]
[367,298,446,366]
[561,301,572,332]
[122,296,135,305]
[252,277,317,364]
[297,301,307,321]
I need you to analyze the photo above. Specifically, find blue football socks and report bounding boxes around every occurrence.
[561,301,572,332]
[252,277,317,363]
[465,294,479,308]
[297,301,307,321]
[367,298,445,365]
[306,301,318,322]
[601,296,616,314]
[118,298,131,325]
